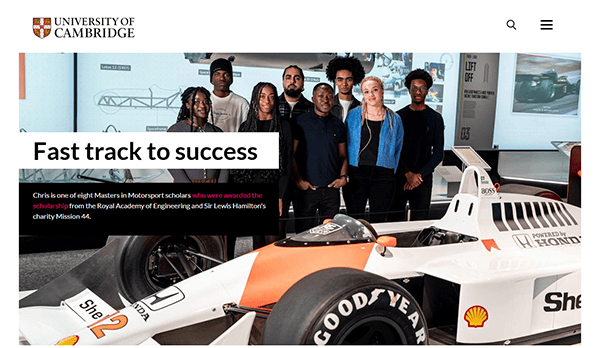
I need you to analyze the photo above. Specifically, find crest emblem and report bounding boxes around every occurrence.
[33,18,52,39]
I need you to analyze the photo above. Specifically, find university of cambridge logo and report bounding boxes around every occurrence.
[33,18,51,39]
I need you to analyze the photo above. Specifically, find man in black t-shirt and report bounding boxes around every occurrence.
[292,83,349,233]
[389,69,444,221]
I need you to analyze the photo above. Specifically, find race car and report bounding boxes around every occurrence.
[19,166,581,345]
[514,69,581,103]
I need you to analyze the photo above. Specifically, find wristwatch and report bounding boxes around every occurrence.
[340,174,350,183]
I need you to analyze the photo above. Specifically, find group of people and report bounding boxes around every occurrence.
[168,56,444,258]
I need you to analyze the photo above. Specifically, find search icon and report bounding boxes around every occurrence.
[507,19,517,30]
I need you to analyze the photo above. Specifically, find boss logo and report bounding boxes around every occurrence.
[481,188,496,195]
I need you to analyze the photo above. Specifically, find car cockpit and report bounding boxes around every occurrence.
[411,227,478,247]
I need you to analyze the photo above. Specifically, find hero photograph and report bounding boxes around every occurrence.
[19,52,581,345]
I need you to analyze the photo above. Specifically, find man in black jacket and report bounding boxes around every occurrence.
[278,65,313,122]
[278,65,314,235]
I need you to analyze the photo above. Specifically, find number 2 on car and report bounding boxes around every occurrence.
[88,313,128,339]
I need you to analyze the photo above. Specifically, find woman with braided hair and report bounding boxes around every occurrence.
[167,86,228,183]
[231,82,293,249]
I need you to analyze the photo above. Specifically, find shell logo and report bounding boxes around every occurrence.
[55,335,79,345]
[464,305,489,328]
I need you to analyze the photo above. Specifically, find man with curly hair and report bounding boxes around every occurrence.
[326,56,366,122]
[389,68,444,222]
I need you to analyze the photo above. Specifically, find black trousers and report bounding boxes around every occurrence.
[294,186,340,233]
[343,165,395,223]
[388,174,433,222]
[278,179,295,236]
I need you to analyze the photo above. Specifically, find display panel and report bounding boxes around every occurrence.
[493,53,581,150]
[513,54,580,115]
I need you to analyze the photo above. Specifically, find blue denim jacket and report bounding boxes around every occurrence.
[345,106,404,172]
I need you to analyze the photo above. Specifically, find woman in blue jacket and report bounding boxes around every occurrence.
[343,76,403,222]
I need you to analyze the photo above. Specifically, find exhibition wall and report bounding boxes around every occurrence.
[19,53,74,132]
[19,52,581,150]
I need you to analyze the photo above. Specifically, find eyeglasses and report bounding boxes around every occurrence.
[410,86,428,93]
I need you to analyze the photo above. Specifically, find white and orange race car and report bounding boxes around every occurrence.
[19,166,581,345]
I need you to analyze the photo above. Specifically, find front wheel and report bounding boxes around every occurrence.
[110,235,224,303]
[262,268,428,345]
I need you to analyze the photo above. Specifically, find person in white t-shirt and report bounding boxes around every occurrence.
[208,58,250,260]
[326,56,366,122]
[208,58,249,132]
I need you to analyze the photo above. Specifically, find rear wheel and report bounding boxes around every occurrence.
[541,79,555,101]
[515,81,527,102]
[262,268,428,345]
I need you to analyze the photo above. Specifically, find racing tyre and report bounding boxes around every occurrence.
[262,268,428,345]
[109,235,224,303]
[514,81,527,102]
[541,79,555,101]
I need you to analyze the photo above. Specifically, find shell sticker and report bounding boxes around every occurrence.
[464,305,489,328]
